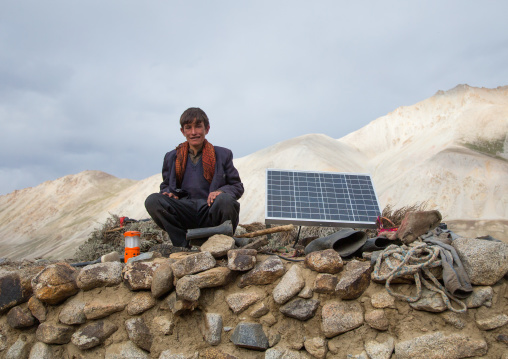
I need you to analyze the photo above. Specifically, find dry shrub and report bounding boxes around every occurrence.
[381,202,428,227]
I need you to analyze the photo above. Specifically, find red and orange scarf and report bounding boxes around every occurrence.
[175,139,216,187]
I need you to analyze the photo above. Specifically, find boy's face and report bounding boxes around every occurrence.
[181,119,210,150]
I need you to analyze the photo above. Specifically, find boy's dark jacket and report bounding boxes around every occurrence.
[159,146,244,200]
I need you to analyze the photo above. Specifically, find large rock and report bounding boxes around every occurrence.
[71,320,118,350]
[36,322,74,344]
[59,296,86,325]
[171,252,216,278]
[7,306,36,329]
[122,261,162,291]
[279,298,320,321]
[125,317,152,352]
[84,299,126,320]
[151,260,174,298]
[5,335,31,359]
[230,322,268,351]
[364,337,394,359]
[31,263,79,305]
[273,265,305,304]
[200,235,236,257]
[226,292,263,314]
[105,341,149,359]
[27,296,47,322]
[227,249,257,271]
[304,249,343,274]
[28,342,53,359]
[321,301,364,338]
[176,267,233,301]
[76,262,123,290]
[335,260,372,300]
[452,237,508,285]
[238,256,285,288]
[313,273,338,293]
[126,292,156,315]
[0,271,32,313]
[203,313,222,345]
[394,332,487,359]
[396,210,442,244]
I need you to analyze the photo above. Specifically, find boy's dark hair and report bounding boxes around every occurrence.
[180,107,210,129]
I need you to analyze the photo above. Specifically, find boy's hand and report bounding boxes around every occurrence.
[163,192,178,199]
[207,191,222,206]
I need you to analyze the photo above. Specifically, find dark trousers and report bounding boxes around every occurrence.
[145,193,240,247]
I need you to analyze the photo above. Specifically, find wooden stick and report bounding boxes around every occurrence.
[236,225,294,238]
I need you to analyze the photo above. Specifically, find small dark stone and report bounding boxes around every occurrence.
[496,334,508,344]
[0,271,31,313]
[71,320,118,350]
[230,322,268,351]
[7,306,36,329]
[125,317,152,352]
[279,298,320,321]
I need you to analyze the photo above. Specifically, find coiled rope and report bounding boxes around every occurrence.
[372,243,467,313]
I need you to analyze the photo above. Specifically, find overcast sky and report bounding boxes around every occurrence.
[1,1,507,195]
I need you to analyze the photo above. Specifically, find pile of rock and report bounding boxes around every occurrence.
[0,230,508,358]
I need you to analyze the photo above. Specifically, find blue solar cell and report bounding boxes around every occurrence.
[265,169,381,228]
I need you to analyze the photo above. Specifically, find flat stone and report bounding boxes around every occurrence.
[71,320,118,350]
[452,237,508,285]
[28,342,53,359]
[476,313,508,330]
[125,317,152,352]
[238,256,285,288]
[279,298,320,321]
[227,249,257,271]
[7,306,36,329]
[304,337,327,359]
[273,265,305,304]
[409,289,447,312]
[371,290,396,309]
[28,297,46,322]
[5,335,31,359]
[190,267,233,288]
[226,292,263,314]
[127,251,161,263]
[336,260,372,300]
[204,313,222,345]
[394,332,488,359]
[153,316,174,335]
[322,301,364,338]
[122,261,162,291]
[0,271,32,313]
[105,341,149,359]
[464,286,493,308]
[84,299,126,320]
[127,292,156,315]
[230,322,268,351]
[171,252,216,278]
[31,263,79,305]
[151,260,174,298]
[76,262,123,290]
[313,273,338,293]
[201,234,236,257]
[365,309,389,331]
[58,296,86,325]
[249,301,269,318]
[364,337,394,359]
[298,285,313,299]
[304,249,343,274]
[36,322,74,344]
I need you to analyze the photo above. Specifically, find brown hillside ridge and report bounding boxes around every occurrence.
[0,212,508,358]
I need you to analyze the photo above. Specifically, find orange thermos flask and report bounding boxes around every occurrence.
[124,231,141,263]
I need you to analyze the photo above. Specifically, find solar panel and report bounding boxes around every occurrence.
[265,169,381,229]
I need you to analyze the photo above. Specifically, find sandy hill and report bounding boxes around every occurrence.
[0,85,507,260]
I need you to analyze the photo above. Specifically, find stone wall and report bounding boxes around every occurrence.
[1,239,508,359]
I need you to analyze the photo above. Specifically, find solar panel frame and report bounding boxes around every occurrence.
[265,169,382,229]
